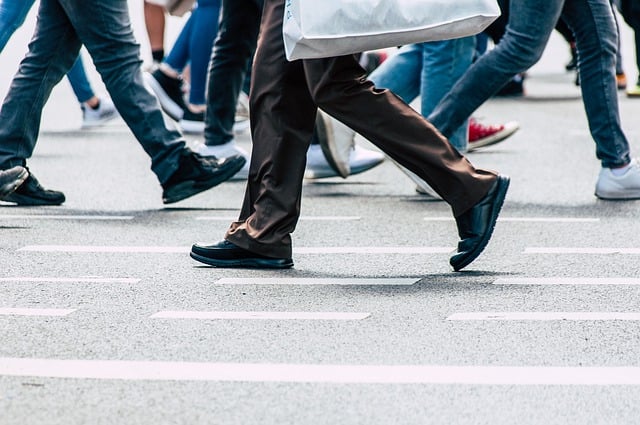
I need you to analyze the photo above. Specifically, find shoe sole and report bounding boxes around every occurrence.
[143,73,184,121]
[595,190,640,200]
[179,119,205,134]
[190,251,293,269]
[315,112,346,178]
[81,111,119,129]
[0,168,29,198]
[467,122,519,152]
[305,153,384,179]
[450,176,510,272]
[162,157,246,204]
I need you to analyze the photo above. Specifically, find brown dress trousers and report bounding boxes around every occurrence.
[225,0,498,259]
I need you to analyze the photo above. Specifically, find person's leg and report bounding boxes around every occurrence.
[223,0,316,259]
[0,0,36,51]
[65,55,95,103]
[367,44,422,104]
[619,0,640,89]
[164,13,194,74]
[58,0,186,184]
[421,38,475,152]
[204,0,262,147]
[185,0,220,106]
[144,1,166,63]
[223,0,497,259]
[561,0,630,168]
[0,0,81,170]
[428,0,563,138]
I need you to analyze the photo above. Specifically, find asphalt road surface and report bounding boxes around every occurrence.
[1,3,640,424]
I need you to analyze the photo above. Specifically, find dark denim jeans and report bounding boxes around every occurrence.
[0,0,94,104]
[428,0,630,168]
[0,0,185,183]
[204,0,263,146]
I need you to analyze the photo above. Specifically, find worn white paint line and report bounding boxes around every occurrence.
[295,247,452,254]
[447,312,640,321]
[150,311,370,320]
[2,359,640,385]
[525,247,640,254]
[0,277,140,283]
[424,217,599,223]
[215,278,418,286]
[18,246,189,253]
[196,216,361,221]
[0,308,75,317]
[494,278,640,286]
[0,215,133,220]
[18,246,452,254]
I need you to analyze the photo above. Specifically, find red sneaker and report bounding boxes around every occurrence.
[467,118,519,152]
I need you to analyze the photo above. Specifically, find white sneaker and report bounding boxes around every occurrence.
[193,140,250,180]
[305,144,385,179]
[595,158,640,200]
[390,159,443,201]
[315,110,356,178]
[233,91,250,134]
[81,97,118,129]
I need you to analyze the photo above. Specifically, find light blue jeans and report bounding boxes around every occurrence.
[164,0,221,105]
[368,38,475,152]
[0,0,95,104]
[428,0,630,168]
[0,0,185,183]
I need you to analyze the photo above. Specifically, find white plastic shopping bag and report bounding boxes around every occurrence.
[283,0,501,61]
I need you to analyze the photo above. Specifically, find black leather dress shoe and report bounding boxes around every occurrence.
[190,240,293,269]
[450,175,510,271]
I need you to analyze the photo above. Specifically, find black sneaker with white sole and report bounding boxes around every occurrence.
[1,171,65,206]
[144,69,187,121]
[161,149,246,204]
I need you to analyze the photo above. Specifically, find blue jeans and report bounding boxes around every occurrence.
[164,0,221,105]
[368,38,475,152]
[204,0,263,146]
[428,0,630,168]
[0,0,185,183]
[0,0,96,105]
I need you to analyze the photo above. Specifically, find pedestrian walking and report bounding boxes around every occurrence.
[190,0,510,271]
[192,0,385,181]
[0,0,119,129]
[0,0,245,206]
[427,0,640,200]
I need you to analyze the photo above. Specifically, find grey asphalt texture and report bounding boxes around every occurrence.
[1,6,640,425]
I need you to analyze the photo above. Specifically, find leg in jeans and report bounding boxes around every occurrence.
[619,0,640,84]
[428,0,563,138]
[204,0,262,147]
[0,0,81,169]
[65,55,95,104]
[164,0,221,105]
[0,0,36,51]
[562,0,630,167]
[224,0,497,258]
[420,38,475,152]
[186,0,220,105]
[57,0,186,183]
[368,44,422,103]
[367,38,475,152]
